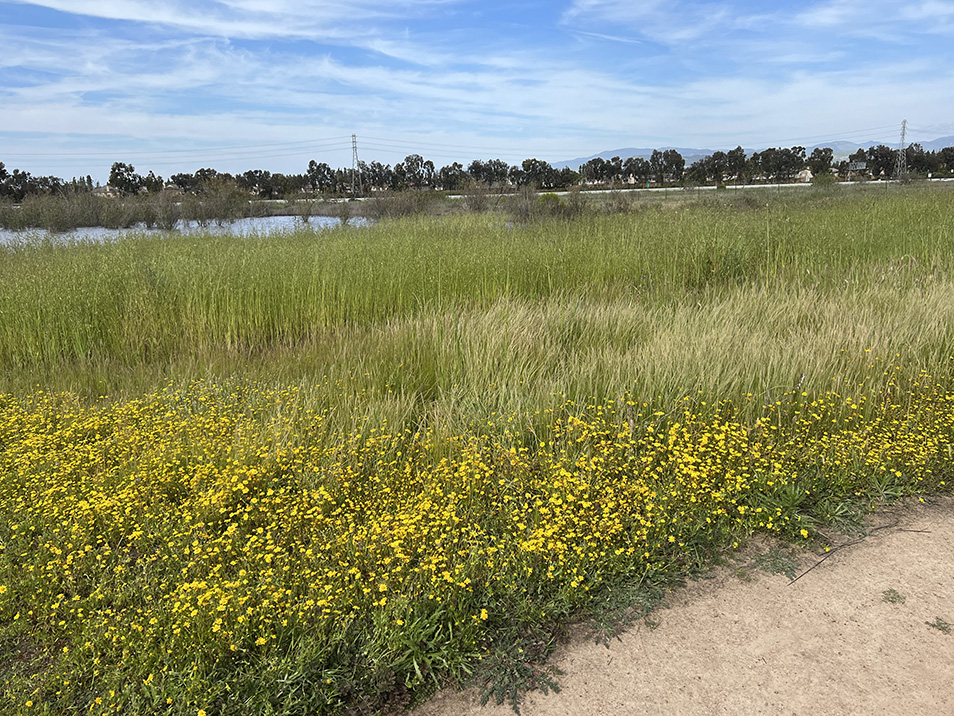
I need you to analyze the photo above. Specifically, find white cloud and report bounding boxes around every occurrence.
[5,0,463,39]
[2,0,953,181]
[567,29,644,45]
[567,0,954,50]
[562,0,774,45]
[795,0,954,36]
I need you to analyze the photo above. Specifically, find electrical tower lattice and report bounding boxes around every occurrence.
[895,120,907,179]
[351,134,363,198]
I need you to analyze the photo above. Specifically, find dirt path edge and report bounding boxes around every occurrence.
[417,496,954,716]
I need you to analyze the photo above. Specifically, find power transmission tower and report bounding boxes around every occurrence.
[351,134,363,198]
[895,119,908,180]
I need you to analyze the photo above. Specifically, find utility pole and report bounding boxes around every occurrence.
[895,119,908,180]
[351,134,363,198]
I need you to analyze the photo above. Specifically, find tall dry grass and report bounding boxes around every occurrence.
[1,184,952,432]
[2,183,954,714]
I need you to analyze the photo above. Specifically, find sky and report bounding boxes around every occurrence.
[2,0,954,183]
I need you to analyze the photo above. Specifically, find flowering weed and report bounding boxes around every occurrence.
[0,368,952,712]
[1,186,954,713]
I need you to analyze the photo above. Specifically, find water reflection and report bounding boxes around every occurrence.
[0,215,366,245]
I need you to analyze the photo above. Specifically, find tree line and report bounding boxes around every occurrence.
[3,142,953,203]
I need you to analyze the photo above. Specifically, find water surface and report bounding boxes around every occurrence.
[0,214,363,245]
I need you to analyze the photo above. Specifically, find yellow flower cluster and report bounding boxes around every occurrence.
[0,368,950,712]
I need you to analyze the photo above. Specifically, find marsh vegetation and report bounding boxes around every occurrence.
[1,184,952,714]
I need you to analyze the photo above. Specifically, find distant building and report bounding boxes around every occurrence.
[93,185,121,198]
[796,169,813,183]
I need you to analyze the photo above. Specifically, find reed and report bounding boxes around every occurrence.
[2,184,954,713]
[2,186,952,420]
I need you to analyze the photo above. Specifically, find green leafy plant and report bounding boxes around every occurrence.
[751,547,799,580]
[926,617,952,635]
[881,588,906,605]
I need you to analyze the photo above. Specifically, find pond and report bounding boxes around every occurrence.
[0,214,367,245]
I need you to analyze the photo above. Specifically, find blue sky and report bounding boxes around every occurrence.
[2,0,954,182]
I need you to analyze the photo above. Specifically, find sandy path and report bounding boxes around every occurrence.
[418,497,954,716]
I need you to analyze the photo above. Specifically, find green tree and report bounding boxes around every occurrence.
[726,146,747,181]
[142,171,164,193]
[905,144,939,175]
[306,161,336,192]
[401,154,426,188]
[649,150,665,184]
[363,161,392,191]
[745,152,762,182]
[109,162,143,196]
[581,157,609,184]
[556,167,580,188]
[686,158,709,185]
[623,156,651,185]
[939,147,954,173]
[508,164,526,186]
[808,147,833,175]
[438,162,466,191]
[239,169,275,198]
[486,159,510,186]
[0,169,58,202]
[756,147,804,182]
[521,158,556,188]
[467,159,488,184]
[709,150,728,184]
[194,168,222,188]
[662,149,685,183]
[171,172,198,193]
[778,146,806,181]
[866,145,896,179]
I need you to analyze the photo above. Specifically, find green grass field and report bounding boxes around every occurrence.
[1,184,953,714]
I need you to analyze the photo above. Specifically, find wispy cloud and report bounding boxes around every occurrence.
[794,0,954,36]
[5,0,464,39]
[2,0,953,180]
[567,29,644,45]
[562,0,772,45]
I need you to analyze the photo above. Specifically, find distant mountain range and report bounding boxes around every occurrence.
[554,136,954,170]
[553,148,714,170]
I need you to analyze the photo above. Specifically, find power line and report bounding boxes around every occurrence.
[359,139,565,163]
[2,136,354,159]
[7,146,353,170]
[358,142,493,162]
[7,123,948,177]
[351,133,363,197]
[741,124,901,150]
[363,124,919,163]
[360,135,553,155]
[136,148,353,167]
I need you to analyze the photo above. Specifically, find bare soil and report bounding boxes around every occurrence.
[418,496,954,716]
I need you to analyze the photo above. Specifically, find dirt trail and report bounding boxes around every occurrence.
[418,497,954,716]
